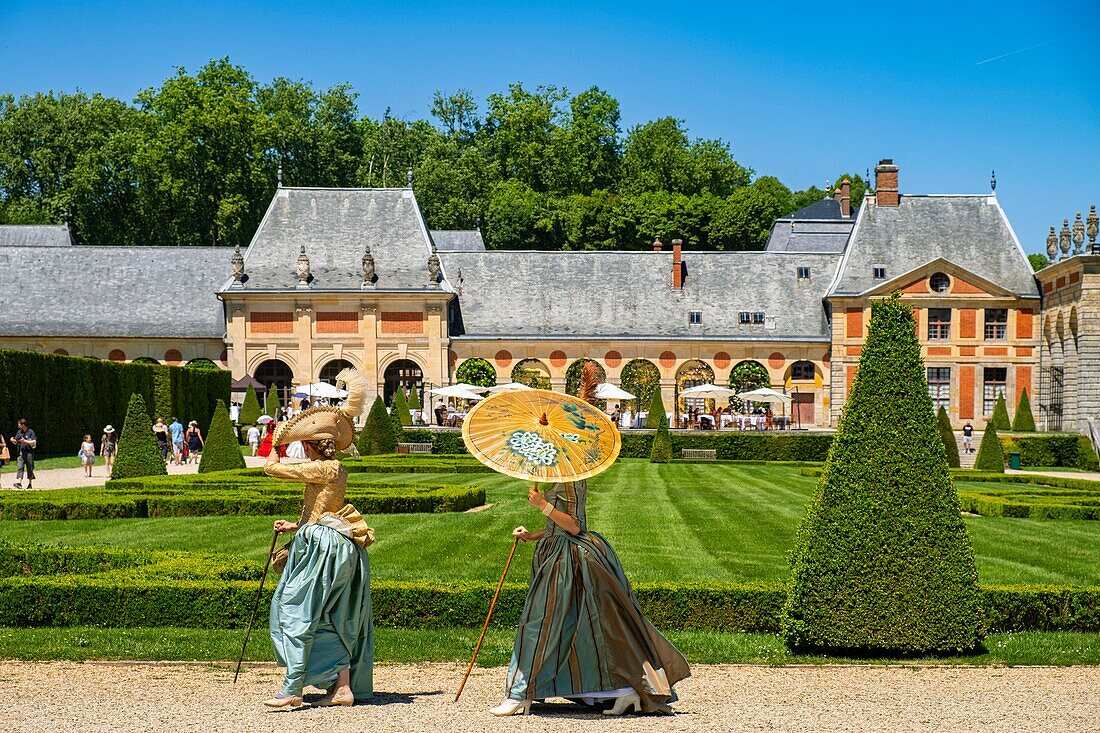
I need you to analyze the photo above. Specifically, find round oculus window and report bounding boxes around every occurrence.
[929,272,951,293]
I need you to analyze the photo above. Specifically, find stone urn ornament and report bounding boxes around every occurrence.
[362,245,376,287]
[1087,205,1098,254]
[1059,219,1071,259]
[1072,212,1085,256]
[1046,227,1058,260]
[230,243,246,285]
[428,249,441,286]
[296,245,311,287]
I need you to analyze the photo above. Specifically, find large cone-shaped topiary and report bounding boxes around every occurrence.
[974,423,1005,472]
[392,387,412,426]
[990,393,1011,431]
[937,406,961,468]
[111,393,168,480]
[784,293,984,654]
[239,384,262,425]
[645,388,667,429]
[357,396,398,455]
[264,386,281,420]
[198,399,246,473]
[1012,389,1036,432]
[650,419,672,463]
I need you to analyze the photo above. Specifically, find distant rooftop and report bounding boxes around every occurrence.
[0,224,74,247]
[431,230,486,251]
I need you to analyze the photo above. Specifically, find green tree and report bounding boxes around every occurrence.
[111,393,168,480]
[620,117,749,196]
[620,359,661,414]
[937,406,961,468]
[1028,253,1049,272]
[455,358,498,388]
[198,400,246,473]
[264,385,281,419]
[990,393,1011,431]
[239,385,262,424]
[357,396,397,455]
[391,386,412,427]
[783,293,984,653]
[830,172,868,210]
[1012,389,1036,432]
[484,180,558,249]
[407,384,421,411]
[974,424,1005,472]
[646,388,667,429]
[650,419,672,463]
[707,186,783,251]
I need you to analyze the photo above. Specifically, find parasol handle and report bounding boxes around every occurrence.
[454,537,519,703]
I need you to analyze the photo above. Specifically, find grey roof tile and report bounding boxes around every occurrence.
[785,198,859,221]
[0,225,74,247]
[830,195,1039,297]
[431,230,486,251]
[0,246,228,338]
[442,250,841,341]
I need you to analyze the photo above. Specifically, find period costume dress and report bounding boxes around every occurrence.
[504,479,690,713]
[264,368,375,704]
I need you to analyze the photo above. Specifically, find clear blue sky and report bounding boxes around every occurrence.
[2,0,1096,254]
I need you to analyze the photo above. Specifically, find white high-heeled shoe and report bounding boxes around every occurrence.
[603,690,641,716]
[489,698,531,716]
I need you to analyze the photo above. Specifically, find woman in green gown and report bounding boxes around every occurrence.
[491,479,690,716]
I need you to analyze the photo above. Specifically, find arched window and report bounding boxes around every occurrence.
[512,359,551,390]
[677,359,716,417]
[728,360,770,412]
[790,360,815,381]
[455,357,497,388]
[254,359,294,406]
[620,359,660,412]
[319,359,354,385]
[383,359,423,406]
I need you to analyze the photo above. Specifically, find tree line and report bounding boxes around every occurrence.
[0,58,866,250]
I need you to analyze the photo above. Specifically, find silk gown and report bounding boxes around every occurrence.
[264,459,374,702]
[505,480,690,713]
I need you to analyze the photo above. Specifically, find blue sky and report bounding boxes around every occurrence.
[1,0,1096,254]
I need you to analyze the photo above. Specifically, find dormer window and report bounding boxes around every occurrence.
[752,312,765,324]
[873,266,887,279]
[689,310,702,325]
[738,311,751,324]
[797,266,811,279]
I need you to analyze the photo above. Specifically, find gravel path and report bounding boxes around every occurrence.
[0,456,270,491]
[4,661,1097,732]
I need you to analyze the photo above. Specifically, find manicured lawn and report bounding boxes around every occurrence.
[2,626,1098,667]
[1,460,1097,586]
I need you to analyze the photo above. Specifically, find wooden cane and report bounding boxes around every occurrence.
[233,529,281,683]
[454,537,520,703]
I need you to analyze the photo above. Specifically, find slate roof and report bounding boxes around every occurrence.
[829,195,1040,297]
[441,250,841,341]
[229,188,438,292]
[431,230,486,251]
[0,225,74,247]
[785,198,858,221]
[765,220,854,253]
[0,246,228,338]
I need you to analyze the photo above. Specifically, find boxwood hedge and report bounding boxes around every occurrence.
[1000,433,1100,471]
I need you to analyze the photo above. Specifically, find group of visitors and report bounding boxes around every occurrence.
[0,418,37,489]
[151,416,205,465]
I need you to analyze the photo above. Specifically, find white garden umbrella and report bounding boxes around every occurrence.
[486,382,533,393]
[256,415,275,424]
[430,385,485,401]
[680,383,738,399]
[595,382,636,400]
[736,387,791,404]
[452,382,491,393]
[294,382,348,399]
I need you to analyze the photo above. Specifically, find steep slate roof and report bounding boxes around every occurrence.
[765,220,854,253]
[0,246,228,338]
[0,224,74,247]
[230,187,437,291]
[442,250,841,341]
[431,230,486,251]
[829,195,1040,297]
[786,198,858,221]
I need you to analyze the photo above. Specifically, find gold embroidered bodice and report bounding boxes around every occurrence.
[263,459,348,526]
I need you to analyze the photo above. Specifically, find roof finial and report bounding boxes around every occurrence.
[361,244,376,288]
[277,163,283,188]
[1087,205,1098,254]
[427,249,441,287]
[406,167,414,188]
[1046,226,1058,260]
[1059,219,1072,259]
[990,170,996,193]
[296,244,311,287]
[1072,212,1085,255]
[230,244,246,287]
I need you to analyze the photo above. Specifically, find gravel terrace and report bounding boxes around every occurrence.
[5,661,1097,733]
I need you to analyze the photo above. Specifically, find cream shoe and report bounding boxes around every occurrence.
[311,689,354,707]
[263,694,302,708]
[489,698,531,716]
[603,690,641,716]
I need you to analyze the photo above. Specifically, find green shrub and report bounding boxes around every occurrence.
[264,385,280,420]
[991,393,1011,431]
[975,424,1005,472]
[784,293,984,654]
[1012,389,1036,432]
[358,397,398,455]
[198,400,246,473]
[110,394,168,480]
[0,349,228,456]
[399,429,468,454]
[1077,436,1099,471]
[407,385,421,412]
[645,388,667,429]
[392,387,412,427]
[650,421,672,463]
[937,406,960,468]
[238,385,262,425]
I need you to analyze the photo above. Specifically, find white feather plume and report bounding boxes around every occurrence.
[335,368,368,418]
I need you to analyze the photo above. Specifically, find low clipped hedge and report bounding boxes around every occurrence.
[0,543,1096,633]
[400,428,834,462]
[342,455,491,474]
[1000,433,1100,471]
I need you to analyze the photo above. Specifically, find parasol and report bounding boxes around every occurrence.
[453,382,491,393]
[680,383,738,400]
[737,387,791,404]
[486,382,533,393]
[461,389,621,482]
[594,382,635,400]
[256,414,275,424]
[430,385,485,401]
[294,382,348,399]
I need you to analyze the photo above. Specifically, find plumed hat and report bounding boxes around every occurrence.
[272,368,368,450]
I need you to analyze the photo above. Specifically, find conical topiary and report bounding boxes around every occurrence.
[645,388,667,429]
[408,385,421,410]
[264,385,281,420]
[937,406,960,469]
[239,384,262,425]
[392,387,412,426]
[650,419,672,463]
[1012,389,1036,432]
[974,423,1005,473]
[357,396,398,455]
[198,399,247,473]
[783,293,984,654]
[990,393,1011,431]
[111,393,168,480]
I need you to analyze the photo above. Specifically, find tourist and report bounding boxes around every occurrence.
[262,367,373,709]
[10,418,37,490]
[0,432,9,488]
[168,416,184,465]
[152,418,171,463]
[79,434,96,477]
[610,405,621,427]
[230,401,240,423]
[100,425,117,471]
[185,421,204,464]
[247,423,262,456]
[962,421,974,454]
[494,480,690,716]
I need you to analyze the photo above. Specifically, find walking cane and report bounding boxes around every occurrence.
[233,529,280,683]
[454,537,519,703]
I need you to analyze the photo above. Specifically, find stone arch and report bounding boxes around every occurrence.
[454,357,498,388]
[787,360,818,382]
[512,358,551,389]
[164,349,183,364]
[382,358,423,406]
[185,358,219,370]
[108,349,126,362]
[676,359,716,419]
[565,358,607,396]
[620,358,661,411]
[132,356,160,365]
[1069,307,1079,351]
[254,359,295,405]
[729,359,771,413]
[319,358,355,384]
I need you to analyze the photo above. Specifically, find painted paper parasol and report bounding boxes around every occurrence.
[461,389,621,482]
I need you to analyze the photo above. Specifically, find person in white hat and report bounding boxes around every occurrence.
[100,425,117,473]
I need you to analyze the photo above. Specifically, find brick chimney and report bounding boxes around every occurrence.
[832,186,842,203]
[875,159,899,207]
[672,239,684,289]
[840,177,851,218]
[652,236,663,252]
